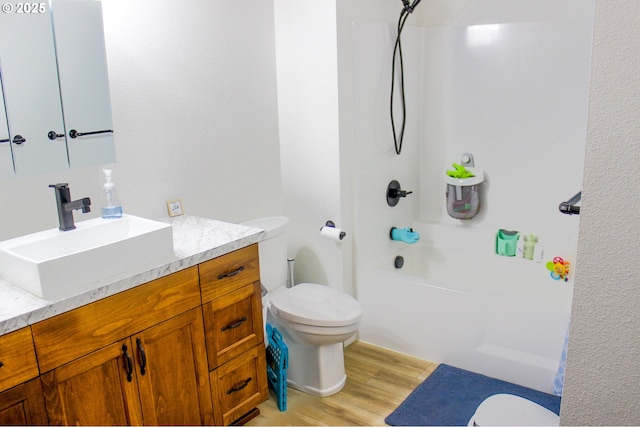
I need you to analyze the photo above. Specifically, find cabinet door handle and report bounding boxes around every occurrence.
[12,135,25,145]
[136,338,147,376]
[69,129,113,139]
[47,131,65,140]
[226,377,252,395]
[122,344,133,383]
[221,317,247,332]
[0,361,4,368]
[0,138,9,143]
[217,265,245,280]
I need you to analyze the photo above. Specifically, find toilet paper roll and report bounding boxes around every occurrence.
[320,226,346,242]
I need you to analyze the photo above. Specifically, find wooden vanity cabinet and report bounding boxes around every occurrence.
[0,327,39,392]
[1,243,268,426]
[0,327,47,425]
[40,308,213,426]
[0,378,48,425]
[134,308,213,426]
[200,245,268,425]
[202,281,264,368]
[40,338,143,426]
[33,266,214,426]
[210,345,267,426]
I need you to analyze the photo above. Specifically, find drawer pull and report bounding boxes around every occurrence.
[226,377,252,394]
[217,265,245,280]
[221,317,247,332]
[122,344,133,383]
[136,338,147,376]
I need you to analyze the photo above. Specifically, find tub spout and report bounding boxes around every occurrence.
[390,227,420,244]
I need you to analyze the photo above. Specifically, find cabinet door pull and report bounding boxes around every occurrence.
[47,131,65,140]
[226,377,252,395]
[122,344,133,383]
[217,265,245,280]
[69,129,113,139]
[0,361,4,368]
[12,135,25,145]
[221,317,247,332]
[136,338,147,376]
[0,138,9,143]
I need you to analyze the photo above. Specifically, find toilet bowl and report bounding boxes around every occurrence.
[268,282,362,396]
[468,394,560,426]
[242,217,363,397]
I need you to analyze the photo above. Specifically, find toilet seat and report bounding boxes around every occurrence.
[468,394,560,426]
[270,312,360,337]
[269,283,362,327]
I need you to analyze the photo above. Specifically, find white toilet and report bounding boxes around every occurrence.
[242,217,363,397]
[468,394,560,426]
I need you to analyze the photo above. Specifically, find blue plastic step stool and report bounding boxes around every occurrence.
[266,323,288,411]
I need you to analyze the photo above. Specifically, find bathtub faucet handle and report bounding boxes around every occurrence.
[387,180,413,206]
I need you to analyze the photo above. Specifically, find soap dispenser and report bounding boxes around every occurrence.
[101,169,122,218]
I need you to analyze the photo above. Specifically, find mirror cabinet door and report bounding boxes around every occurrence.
[0,0,115,179]
[52,0,116,168]
[0,68,14,180]
[0,5,70,177]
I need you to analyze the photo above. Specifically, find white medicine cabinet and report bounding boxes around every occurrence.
[0,0,115,179]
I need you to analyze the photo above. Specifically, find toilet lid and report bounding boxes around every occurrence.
[269,283,362,327]
[470,394,559,426]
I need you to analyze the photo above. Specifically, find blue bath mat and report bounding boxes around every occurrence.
[385,364,561,426]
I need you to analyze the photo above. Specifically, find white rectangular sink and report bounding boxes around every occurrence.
[0,215,174,300]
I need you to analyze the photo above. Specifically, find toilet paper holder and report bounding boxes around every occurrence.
[321,220,346,240]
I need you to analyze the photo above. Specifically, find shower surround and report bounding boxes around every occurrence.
[352,0,594,392]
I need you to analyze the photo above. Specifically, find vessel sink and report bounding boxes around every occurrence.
[0,215,174,300]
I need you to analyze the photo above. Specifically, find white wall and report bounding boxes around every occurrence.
[0,0,283,241]
[561,0,640,424]
[420,7,592,237]
[273,0,349,293]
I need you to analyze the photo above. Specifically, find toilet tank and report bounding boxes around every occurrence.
[242,217,289,292]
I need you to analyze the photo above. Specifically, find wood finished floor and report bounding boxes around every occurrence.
[247,341,438,426]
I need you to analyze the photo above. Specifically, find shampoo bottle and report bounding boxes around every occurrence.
[101,169,123,218]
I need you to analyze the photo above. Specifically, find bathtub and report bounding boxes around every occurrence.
[356,234,574,393]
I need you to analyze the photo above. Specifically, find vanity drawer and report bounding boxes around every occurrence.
[210,344,268,426]
[0,327,39,392]
[32,266,201,372]
[203,282,264,369]
[199,245,260,303]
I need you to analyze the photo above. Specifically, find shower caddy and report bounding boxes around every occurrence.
[445,153,484,220]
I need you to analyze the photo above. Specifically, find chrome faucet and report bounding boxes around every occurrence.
[49,183,91,231]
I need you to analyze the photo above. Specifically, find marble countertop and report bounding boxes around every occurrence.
[0,215,265,336]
